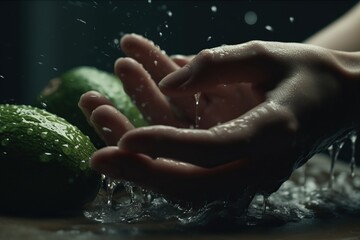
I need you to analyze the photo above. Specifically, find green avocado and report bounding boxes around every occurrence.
[34,66,147,148]
[0,104,101,215]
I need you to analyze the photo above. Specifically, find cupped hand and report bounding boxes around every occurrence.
[80,35,359,202]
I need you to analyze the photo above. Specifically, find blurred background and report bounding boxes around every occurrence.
[0,0,358,104]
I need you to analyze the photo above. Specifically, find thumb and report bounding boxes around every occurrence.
[159,41,285,96]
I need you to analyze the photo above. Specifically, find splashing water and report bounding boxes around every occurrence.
[84,154,360,228]
[328,141,345,188]
[350,131,357,178]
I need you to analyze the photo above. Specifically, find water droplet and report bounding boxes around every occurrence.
[0,75,4,79]
[148,0,151,3]
[80,159,87,170]
[154,60,158,66]
[62,144,71,155]
[53,67,58,71]
[40,102,47,108]
[77,18,87,24]
[40,131,48,139]
[207,36,212,41]
[26,128,33,135]
[102,127,112,133]
[211,6,217,12]
[289,17,294,23]
[1,138,9,146]
[265,25,274,32]
[113,39,119,46]
[40,152,52,162]
[350,131,357,178]
[166,11,173,17]
[159,32,163,37]
[194,92,201,129]
[54,139,60,144]
[244,11,257,25]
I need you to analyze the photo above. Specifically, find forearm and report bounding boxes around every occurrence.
[304,2,360,51]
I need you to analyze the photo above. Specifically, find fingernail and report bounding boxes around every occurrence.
[159,65,191,89]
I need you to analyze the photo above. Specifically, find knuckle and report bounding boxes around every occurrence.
[196,49,215,65]
[245,40,270,56]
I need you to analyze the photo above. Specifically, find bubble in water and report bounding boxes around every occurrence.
[244,11,257,25]
[289,16,295,23]
[1,138,9,146]
[265,25,274,32]
[211,6,217,12]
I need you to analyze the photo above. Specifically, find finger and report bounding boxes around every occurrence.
[170,55,194,67]
[120,33,179,83]
[118,125,251,168]
[159,41,287,96]
[90,105,134,146]
[114,57,189,127]
[90,147,252,201]
[118,102,298,167]
[78,91,115,125]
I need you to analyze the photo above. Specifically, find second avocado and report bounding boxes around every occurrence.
[35,67,147,148]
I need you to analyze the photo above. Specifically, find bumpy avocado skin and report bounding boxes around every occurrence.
[0,104,101,215]
[34,66,147,148]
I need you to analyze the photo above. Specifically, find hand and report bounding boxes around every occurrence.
[80,35,360,203]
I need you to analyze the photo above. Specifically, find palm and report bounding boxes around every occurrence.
[116,34,262,129]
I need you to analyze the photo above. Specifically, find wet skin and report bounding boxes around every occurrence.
[79,33,360,203]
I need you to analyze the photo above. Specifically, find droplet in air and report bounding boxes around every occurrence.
[77,18,87,24]
[244,11,257,25]
[159,32,163,37]
[207,36,212,41]
[289,17,294,23]
[154,60,158,66]
[53,67,58,71]
[1,138,10,146]
[0,75,4,79]
[194,92,201,129]
[265,25,274,32]
[148,0,151,3]
[211,6,217,12]
[167,11,173,17]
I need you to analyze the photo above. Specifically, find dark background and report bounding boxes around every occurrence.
[0,0,358,104]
